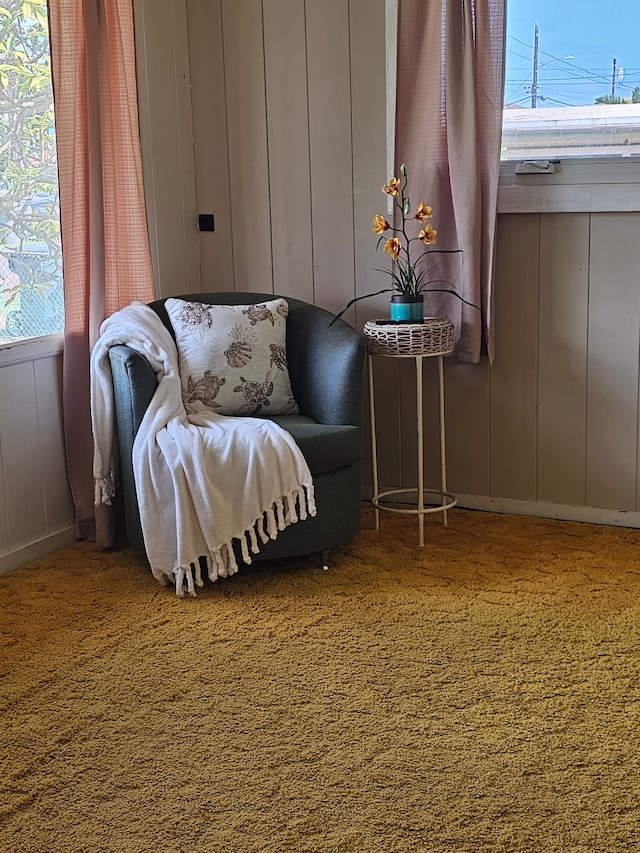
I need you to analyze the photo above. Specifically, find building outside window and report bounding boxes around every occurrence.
[0,0,63,343]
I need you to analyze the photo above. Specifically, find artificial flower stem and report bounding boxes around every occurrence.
[397,174,412,293]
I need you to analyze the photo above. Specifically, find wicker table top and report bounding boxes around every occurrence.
[363,318,455,357]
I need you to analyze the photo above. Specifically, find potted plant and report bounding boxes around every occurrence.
[332,164,478,324]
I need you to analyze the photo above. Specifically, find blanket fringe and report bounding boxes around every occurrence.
[167,482,316,597]
[171,560,207,598]
[94,470,117,507]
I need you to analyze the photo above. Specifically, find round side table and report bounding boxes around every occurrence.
[364,319,458,546]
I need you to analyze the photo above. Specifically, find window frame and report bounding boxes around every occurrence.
[0,332,62,363]
[498,156,640,214]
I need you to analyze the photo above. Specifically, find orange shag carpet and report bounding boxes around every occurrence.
[1,506,640,852]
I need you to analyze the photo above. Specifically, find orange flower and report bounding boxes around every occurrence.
[382,177,401,197]
[329,163,470,327]
[372,214,390,235]
[383,236,401,261]
[419,224,437,245]
[415,202,433,223]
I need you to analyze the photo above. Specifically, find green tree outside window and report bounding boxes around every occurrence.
[0,0,63,340]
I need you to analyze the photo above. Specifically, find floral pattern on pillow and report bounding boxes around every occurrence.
[165,297,300,417]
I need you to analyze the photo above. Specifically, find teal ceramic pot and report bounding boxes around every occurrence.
[390,294,424,323]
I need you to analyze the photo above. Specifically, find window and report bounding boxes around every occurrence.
[0,0,63,343]
[500,0,640,212]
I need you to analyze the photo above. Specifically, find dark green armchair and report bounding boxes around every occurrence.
[107,292,366,567]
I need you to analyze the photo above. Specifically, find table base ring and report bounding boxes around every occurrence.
[372,488,458,516]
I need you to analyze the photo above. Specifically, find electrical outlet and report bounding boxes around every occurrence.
[198,213,215,232]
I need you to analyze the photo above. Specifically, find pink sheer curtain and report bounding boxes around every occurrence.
[49,0,156,545]
[395,0,506,363]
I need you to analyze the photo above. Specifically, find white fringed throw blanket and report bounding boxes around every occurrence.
[90,302,316,597]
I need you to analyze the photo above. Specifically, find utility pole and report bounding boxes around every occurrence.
[531,22,539,108]
[612,58,617,99]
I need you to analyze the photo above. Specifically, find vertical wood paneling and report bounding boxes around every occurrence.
[34,357,74,533]
[187,0,234,291]
[351,0,396,490]
[445,359,491,496]
[490,214,539,499]
[134,0,200,299]
[399,350,419,490]
[538,213,589,505]
[263,0,313,302]
[350,0,389,330]
[349,0,401,489]
[306,0,354,316]
[171,0,201,296]
[400,355,441,491]
[0,363,46,549]
[0,432,8,555]
[368,356,403,490]
[586,213,640,510]
[222,0,273,293]
[385,0,397,179]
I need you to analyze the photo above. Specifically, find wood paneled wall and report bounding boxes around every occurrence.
[185,0,390,324]
[133,0,201,298]
[478,211,640,518]
[431,210,640,526]
[0,341,74,574]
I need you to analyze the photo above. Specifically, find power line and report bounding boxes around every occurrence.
[508,33,613,86]
[506,29,640,107]
[505,52,625,87]
[541,95,577,106]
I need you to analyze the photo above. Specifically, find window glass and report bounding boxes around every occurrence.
[0,0,63,342]
[502,0,640,161]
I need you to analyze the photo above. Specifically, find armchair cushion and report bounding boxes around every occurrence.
[165,296,299,417]
[266,415,361,475]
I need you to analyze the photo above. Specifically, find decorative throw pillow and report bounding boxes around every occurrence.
[165,297,300,417]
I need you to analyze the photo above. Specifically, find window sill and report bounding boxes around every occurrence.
[498,157,640,214]
[0,333,63,366]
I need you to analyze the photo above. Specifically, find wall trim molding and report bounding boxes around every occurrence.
[0,334,63,367]
[0,527,76,577]
[455,495,640,529]
[363,488,640,530]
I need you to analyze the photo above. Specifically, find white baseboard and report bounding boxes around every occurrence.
[0,527,76,577]
[454,494,640,529]
[361,487,640,529]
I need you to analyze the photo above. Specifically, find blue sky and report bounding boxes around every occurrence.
[505,1,640,107]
